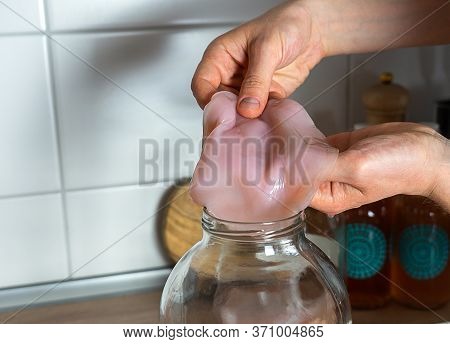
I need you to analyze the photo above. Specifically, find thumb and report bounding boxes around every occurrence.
[310,151,366,214]
[238,42,278,118]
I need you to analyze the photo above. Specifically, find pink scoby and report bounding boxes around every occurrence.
[189,91,338,222]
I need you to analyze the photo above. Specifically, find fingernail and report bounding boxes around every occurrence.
[240,97,260,109]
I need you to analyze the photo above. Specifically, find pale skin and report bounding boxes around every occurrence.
[191,0,450,213]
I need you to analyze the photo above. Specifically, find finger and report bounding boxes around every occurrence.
[217,84,239,95]
[191,57,221,109]
[317,150,360,190]
[327,122,421,151]
[310,181,364,215]
[326,132,352,151]
[311,148,371,214]
[237,40,278,118]
[326,126,386,151]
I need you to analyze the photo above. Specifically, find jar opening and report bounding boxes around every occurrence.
[202,207,305,240]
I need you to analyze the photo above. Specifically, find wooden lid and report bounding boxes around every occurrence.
[362,72,409,112]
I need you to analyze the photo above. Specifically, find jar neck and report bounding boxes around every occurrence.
[201,208,306,243]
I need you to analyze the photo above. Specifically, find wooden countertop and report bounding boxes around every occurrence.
[1,289,449,324]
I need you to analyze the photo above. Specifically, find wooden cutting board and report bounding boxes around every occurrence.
[160,180,203,263]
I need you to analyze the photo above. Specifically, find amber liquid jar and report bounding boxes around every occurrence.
[340,200,391,309]
[391,196,450,309]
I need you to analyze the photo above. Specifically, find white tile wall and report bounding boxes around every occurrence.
[0,0,448,294]
[51,29,225,189]
[349,46,450,125]
[291,56,349,135]
[0,35,60,197]
[0,0,44,33]
[0,194,68,289]
[46,0,284,31]
[66,184,170,278]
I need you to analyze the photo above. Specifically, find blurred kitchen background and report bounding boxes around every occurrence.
[0,0,449,314]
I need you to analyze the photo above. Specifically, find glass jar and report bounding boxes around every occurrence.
[305,207,346,275]
[391,195,450,309]
[338,200,391,309]
[160,209,351,324]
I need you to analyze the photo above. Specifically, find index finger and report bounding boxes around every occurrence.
[191,55,221,109]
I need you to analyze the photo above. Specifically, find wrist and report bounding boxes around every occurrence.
[300,0,354,58]
[290,0,329,59]
[429,135,450,211]
[301,0,343,57]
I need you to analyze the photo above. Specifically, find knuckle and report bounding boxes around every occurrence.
[242,74,265,89]
[345,150,369,183]
[206,36,228,56]
[190,78,201,97]
[190,77,198,92]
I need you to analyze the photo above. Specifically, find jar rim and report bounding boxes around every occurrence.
[203,207,303,225]
[202,207,305,239]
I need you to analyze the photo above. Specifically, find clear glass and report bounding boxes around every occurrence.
[160,209,351,323]
[305,207,346,275]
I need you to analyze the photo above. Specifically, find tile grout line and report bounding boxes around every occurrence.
[0,179,177,201]
[64,181,176,193]
[0,22,241,38]
[48,22,242,35]
[37,0,46,31]
[41,0,73,277]
[0,190,61,201]
[0,31,42,37]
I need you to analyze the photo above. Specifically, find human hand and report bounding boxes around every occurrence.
[311,123,450,214]
[191,0,325,118]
